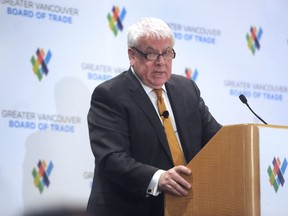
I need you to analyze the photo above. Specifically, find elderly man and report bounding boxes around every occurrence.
[86,17,221,216]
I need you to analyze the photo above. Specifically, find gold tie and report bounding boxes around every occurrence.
[154,89,186,166]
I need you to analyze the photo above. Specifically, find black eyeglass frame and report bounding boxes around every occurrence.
[132,47,176,60]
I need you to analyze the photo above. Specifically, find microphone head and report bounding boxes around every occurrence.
[162,110,169,118]
[239,94,247,104]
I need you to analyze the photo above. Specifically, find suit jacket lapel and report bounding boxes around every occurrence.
[125,69,174,163]
[165,78,193,163]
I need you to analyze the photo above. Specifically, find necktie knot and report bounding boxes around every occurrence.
[153,89,162,98]
[153,89,163,103]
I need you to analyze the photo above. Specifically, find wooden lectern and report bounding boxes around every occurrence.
[165,124,288,216]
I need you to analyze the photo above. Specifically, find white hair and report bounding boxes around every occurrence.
[127,17,175,47]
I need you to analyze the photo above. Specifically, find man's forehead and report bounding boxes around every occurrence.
[138,38,173,49]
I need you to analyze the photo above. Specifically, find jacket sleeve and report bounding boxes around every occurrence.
[87,84,158,198]
[192,80,222,145]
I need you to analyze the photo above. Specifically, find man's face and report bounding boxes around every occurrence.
[128,38,173,89]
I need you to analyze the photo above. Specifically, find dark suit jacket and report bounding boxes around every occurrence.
[86,68,221,216]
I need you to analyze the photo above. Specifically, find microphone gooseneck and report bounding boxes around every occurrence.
[238,94,268,124]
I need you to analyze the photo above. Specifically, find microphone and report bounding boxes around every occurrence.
[239,94,268,124]
[160,110,169,119]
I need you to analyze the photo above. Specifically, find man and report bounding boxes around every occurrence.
[86,17,222,216]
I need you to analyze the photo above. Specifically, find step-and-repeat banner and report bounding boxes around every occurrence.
[1,0,288,215]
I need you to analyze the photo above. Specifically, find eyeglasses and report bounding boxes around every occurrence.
[132,47,176,60]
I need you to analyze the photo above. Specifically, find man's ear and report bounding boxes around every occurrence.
[128,48,135,65]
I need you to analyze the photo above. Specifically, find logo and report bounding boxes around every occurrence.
[267,157,287,193]
[107,6,127,36]
[32,160,54,193]
[167,22,221,45]
[185,67,198,81]
[246,26,263,55]
[31,48,52,81]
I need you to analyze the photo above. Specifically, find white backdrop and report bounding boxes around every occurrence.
[1,0,288,215]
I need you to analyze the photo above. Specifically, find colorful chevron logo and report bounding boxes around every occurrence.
[32,160,54,193]
[107,6,127,36]
[267,157,287,193]
[246,26,263,55]
[185,67,198,81]
[31,48,52,81]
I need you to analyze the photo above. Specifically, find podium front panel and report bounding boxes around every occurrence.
[259,126,288,216]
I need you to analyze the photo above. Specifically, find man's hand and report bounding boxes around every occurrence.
[158,165,192,196]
